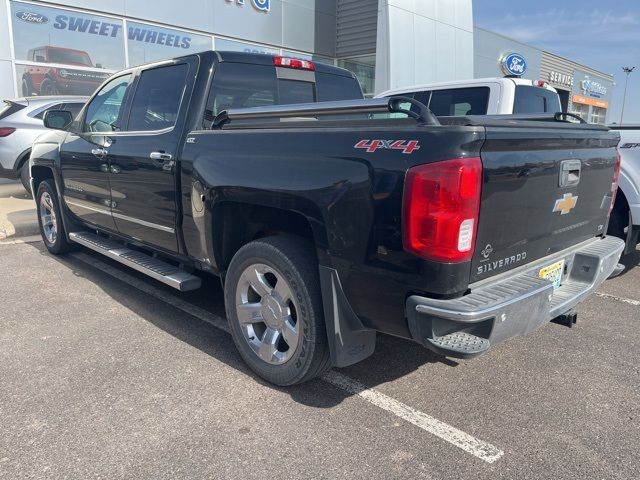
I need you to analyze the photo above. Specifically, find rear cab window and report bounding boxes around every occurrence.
[427,87,490,116]
[513,86,561,114]
[202,62,363,128]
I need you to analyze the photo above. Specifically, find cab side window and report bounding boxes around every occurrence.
[83,74,132,133]
[127,64,188,132]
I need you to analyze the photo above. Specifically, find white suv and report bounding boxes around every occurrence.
[0,96,87,195]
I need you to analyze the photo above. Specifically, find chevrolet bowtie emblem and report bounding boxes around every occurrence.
[553,193,579,215]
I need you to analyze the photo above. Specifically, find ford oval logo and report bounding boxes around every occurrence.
[15,11,49,24]
[501,53,527,77]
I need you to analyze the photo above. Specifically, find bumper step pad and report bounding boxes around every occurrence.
[69,231,201,291]
[427,332,490,357]
[407,236,625,359]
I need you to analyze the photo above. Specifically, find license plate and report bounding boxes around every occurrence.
[539,260,565,289]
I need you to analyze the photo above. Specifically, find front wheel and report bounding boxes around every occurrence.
[36,179,73,254]
[39,78,60,96]
[224,236,330,386]
[21,77,32,96]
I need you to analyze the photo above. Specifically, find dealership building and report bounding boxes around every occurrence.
[0,0,615,123]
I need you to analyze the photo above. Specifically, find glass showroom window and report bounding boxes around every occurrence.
[570,102,589,122]
[11,1,124,96]
[127,22,212,67]
[11,1,125,70]
[591,106,606,125]
[282,51,335,66]
[215,37,279,56]
[338,56,375,96]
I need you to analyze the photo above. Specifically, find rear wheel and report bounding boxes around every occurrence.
[224,236,330,386]
[608,195,636,256]
[36,179,73,255]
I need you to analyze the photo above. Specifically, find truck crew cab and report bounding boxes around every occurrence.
[31,51,624,386]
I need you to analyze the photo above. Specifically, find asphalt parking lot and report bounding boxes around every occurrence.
[1,181,639,479]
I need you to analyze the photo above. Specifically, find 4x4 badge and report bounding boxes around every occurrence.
[553,193,578,215]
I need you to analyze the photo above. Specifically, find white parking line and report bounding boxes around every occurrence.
[322,371,504,463]
[596,292,640,307]
[72,251,505,464]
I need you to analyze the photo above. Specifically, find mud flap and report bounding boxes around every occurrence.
[319,266,376,368]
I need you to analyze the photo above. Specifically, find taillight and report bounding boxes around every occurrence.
[534,80,548,88]
[610,151,622,213]
[0,127,15,137]
[403,157,483,263]
[274,56,315,71]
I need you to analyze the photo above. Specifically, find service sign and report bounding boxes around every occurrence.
[571,70,613,109]
[500,53,527,77]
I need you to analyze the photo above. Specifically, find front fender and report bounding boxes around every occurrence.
[30,130,79,237]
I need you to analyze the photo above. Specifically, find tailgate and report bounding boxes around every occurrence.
[471,124,619,283]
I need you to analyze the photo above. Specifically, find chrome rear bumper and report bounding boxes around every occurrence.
[406,236,625,358]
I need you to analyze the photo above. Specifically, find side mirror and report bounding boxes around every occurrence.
[95,63,103,69]
[43,110,74,130]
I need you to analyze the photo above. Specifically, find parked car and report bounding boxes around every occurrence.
[607,125,640,256]
[376,77,561,116]
[0,96,87,194]
[22,46,110,96]
[31,51,623,386]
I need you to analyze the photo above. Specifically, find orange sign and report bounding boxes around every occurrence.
[572,94,608,109]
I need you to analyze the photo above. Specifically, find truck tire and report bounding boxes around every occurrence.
[36,179,73,255]
[608,196,635,256]
[40,78,60,96]
[224,235,331,386]
[21,77,33,96]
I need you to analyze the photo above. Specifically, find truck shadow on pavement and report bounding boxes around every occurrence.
[27,242,458,409]
[617,248,640,277]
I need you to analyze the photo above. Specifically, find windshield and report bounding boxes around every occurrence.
[48,49,92,66]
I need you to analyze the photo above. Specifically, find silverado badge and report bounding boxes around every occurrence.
[553,193,578,215]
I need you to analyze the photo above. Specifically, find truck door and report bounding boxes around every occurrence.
[60,73,133,231]
[105,61,194,253]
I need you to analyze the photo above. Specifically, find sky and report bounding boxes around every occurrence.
[473,0,640,124]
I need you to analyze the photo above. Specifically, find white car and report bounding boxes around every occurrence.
[376,77,561,116]
[0,96,87,195]
[608,126,640,256]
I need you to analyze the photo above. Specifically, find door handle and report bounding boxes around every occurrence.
[150,151,175,171]
[91,148,108,158]
[150,152,173,161]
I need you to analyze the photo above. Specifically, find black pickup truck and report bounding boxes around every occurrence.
[31,51,624,386]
